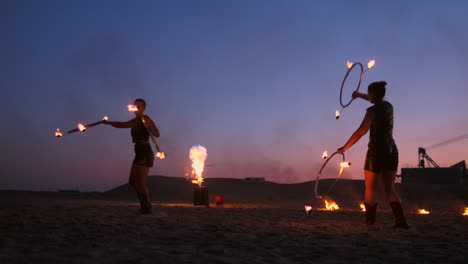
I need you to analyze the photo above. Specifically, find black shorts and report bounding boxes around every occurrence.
[364,144,398,173]
[133,143,154,167]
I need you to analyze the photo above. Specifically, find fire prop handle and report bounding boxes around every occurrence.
[314,151,348,199]
[67,120,104,134]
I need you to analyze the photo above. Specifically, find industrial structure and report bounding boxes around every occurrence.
[400,133,468,184]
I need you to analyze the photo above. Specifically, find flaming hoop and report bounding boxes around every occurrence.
[337,59,375,119]
[314,151,350,199]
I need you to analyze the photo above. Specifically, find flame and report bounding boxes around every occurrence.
[367,59,376,69]
[324,200,339,211]
[347,61,353,69]
[462,207,468,216]
[127,104,138,112]
[335,110,340,119]
[55,128,63,137]
[322,151,328,159]
[360,203,366,212]
[102,116,109,121]
[78,123,86,132]
[417,209,430,215]
[304,205,313,214]
[338,161,351,176]
[156,152,166,159]
[340,161,351,168]
[189,145,207,188]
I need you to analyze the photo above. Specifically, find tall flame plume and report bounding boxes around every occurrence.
[189,145,207,188]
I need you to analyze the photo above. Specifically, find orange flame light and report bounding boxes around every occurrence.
[335,110,340,120]
[55,128,63,137]
[189,145,207,188]
[156,152,166,159]
[304,205,313,214]
[78,123,86,132]
[367,59,376,69]
[417,209,430,215]
[347,61,353,69]
[103,116,109,121]
[127,104,138,112]
[360,203,366,212]
[462,207,468,216]
[322,151,328,160]
[323,200,339,211]
[339,161,351,176]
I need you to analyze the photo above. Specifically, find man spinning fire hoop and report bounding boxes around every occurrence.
[337,81,409,229]
[104,98,160,214]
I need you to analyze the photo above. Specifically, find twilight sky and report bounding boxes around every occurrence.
[2,0,468,191]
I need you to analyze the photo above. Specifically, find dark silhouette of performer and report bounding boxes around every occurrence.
[338,81,409,229]
[104,99,160,214]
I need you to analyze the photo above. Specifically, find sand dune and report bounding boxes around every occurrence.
[1,176,468,263]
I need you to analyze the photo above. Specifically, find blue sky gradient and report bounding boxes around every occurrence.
[2,0,468,191]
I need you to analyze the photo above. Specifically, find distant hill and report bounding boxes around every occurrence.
[103,175,366,208]
[103,175,468,210]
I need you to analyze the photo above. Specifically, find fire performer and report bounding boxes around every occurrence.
[337,81,409,229]
[103,99,160,214]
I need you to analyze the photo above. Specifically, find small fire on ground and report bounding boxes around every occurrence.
[462,207,468,216]
[360,203,366,212]
[417,209,430,215]
[316,200,339,211]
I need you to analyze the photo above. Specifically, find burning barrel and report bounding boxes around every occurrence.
[193,187,209,207]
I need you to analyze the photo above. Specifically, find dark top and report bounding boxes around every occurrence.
[367,101,396,152]
[131,115,150,143]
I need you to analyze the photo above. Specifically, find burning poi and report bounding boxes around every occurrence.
[128,104,166,159]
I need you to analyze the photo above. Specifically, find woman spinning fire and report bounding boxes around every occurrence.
[337,81,410,229]
[104,99,160,214]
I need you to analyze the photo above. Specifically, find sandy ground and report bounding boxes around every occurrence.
[1,192,467,264]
